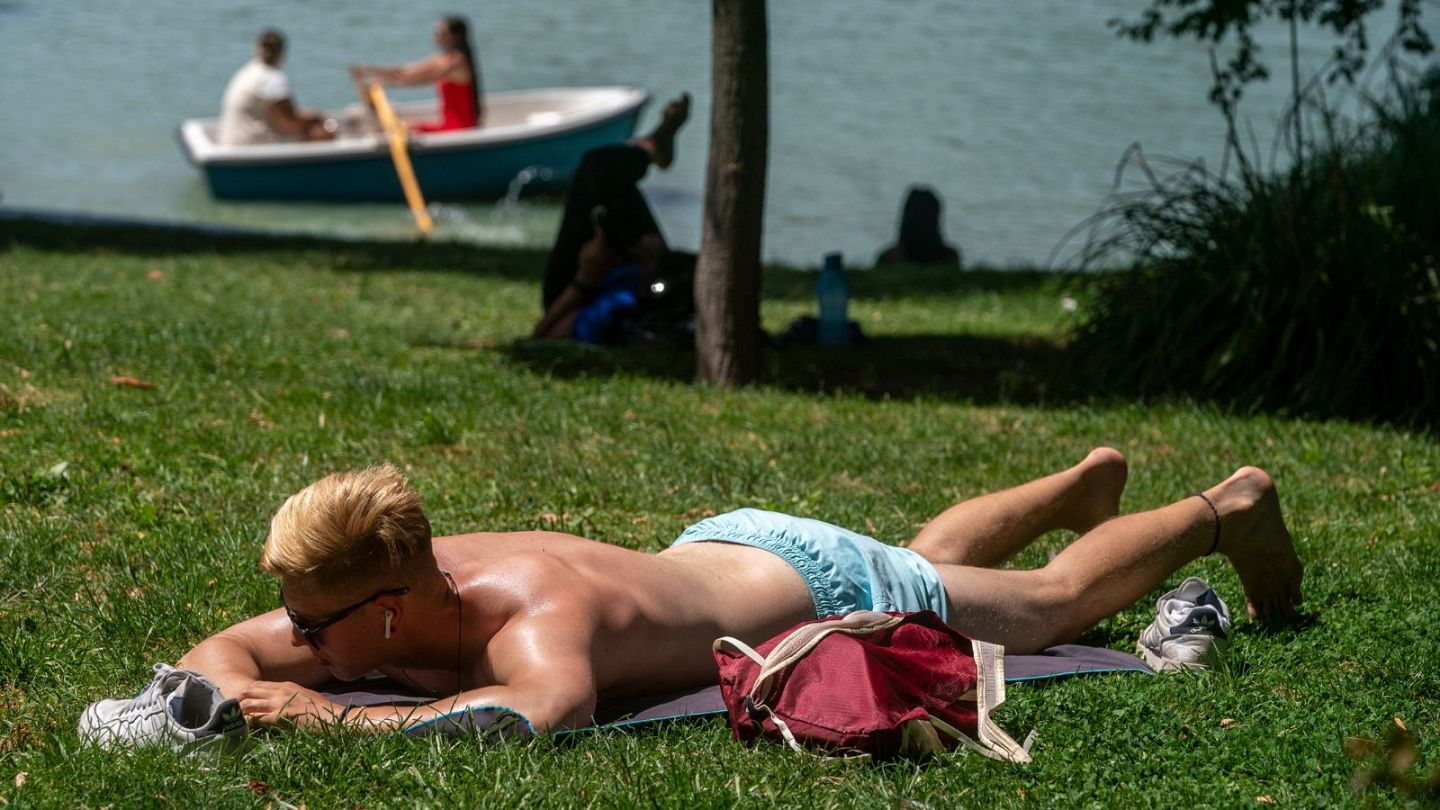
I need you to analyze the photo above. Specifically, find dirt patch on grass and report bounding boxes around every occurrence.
[0,383,72,414]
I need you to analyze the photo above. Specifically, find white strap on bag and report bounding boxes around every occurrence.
[969,639,1033,763]
[713,610,1033,762]
[896,640,1032,763]
[750,610,904,707]
[711,634,807,754]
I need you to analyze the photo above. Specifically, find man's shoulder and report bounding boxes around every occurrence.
[435,530,604,559]
[228,60,289,101]
[477,559,601,662]
[442,534,596,595]
[227,59,264,82]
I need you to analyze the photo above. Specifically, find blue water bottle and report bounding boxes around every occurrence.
[817,251,850,347]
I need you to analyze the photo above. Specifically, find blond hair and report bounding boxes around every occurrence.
[260,465,432,587]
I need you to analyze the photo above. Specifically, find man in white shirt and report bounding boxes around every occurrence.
[217,29,334,146]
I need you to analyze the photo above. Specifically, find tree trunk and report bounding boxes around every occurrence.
[695,0,769,386]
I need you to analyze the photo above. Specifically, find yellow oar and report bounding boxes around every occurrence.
[367,82,433,236]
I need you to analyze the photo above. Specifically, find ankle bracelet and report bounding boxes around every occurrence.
[1194,492,1221,556]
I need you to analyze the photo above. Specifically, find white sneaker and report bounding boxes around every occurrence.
[1136,577,1233,672]
[78,664,249,754]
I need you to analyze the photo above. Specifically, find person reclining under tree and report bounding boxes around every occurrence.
[532,94,693,345]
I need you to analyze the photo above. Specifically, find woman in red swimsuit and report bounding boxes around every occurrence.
[350,16,482,132]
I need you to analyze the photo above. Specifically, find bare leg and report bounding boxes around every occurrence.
[633,93,690,170]
[909,447,1127,568]
[932,466,1304,653]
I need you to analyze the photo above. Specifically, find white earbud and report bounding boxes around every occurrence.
[384,610,394,639]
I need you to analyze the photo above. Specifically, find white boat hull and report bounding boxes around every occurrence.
[177,86,649,201]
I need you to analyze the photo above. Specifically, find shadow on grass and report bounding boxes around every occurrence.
[4,215,1092,406]
[500,327,1435,426]
[1073,626,1138,651]
[763,263,1061,302]
[1,215,1060,301]
[1234,612,1321,638]
[0,213,550,281]
[500,333,1078,406]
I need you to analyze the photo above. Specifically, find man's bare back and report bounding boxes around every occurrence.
[405,532,816,699]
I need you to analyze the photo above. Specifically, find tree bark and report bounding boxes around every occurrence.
[695,0,768,386]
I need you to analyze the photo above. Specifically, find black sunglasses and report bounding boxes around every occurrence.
[280,585,410,649]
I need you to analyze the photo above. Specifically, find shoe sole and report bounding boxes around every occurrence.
[176,732,251,757]
[1136,640,1220,673]
[79,703,249,756]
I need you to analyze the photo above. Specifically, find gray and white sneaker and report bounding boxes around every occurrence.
[78,664,248,754]
[1136,577,1233,672]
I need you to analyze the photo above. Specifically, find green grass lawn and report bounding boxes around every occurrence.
[1,219,1437,807]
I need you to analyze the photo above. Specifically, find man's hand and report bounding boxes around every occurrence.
[238,681,344,728]
[576,226,619,286]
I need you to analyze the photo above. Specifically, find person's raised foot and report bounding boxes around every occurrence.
[637,92,691,170]
[1064,447,1128,534]
[1208,466,1305,624]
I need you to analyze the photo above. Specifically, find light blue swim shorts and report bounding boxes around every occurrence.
[671,508,949,620]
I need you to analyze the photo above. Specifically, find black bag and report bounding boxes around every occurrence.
[630,250,697,346]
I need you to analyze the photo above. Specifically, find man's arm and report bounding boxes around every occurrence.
[264,98,331,140]
[176,609,330,700]
[422,615,600,731]
[237,675,595,735]
[351,53,462,88]
[532,227,618,339]
[344,651,596,734]
[531,286,589,339]
[240,609,600,734]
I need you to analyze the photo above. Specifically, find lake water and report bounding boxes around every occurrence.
[0,1,1397,268]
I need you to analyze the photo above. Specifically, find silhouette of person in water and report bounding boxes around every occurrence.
[876,186,962,268]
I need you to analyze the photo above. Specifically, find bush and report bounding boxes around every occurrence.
[1067,71,1440,426]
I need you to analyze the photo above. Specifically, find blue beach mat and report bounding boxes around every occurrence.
[322,644,1150,740]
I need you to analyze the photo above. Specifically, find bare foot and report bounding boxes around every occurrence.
[1209,466,1305,623]
[636,92,690,170]
[1064,447,1128,534]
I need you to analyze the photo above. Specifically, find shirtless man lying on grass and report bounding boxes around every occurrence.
[172,448,1302,733]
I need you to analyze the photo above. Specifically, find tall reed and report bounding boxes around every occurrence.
[1067,70,1440,426]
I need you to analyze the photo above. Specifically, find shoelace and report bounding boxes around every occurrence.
[100,673,185,727]
[1162,600,1219,628]
[96,667,229,729]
